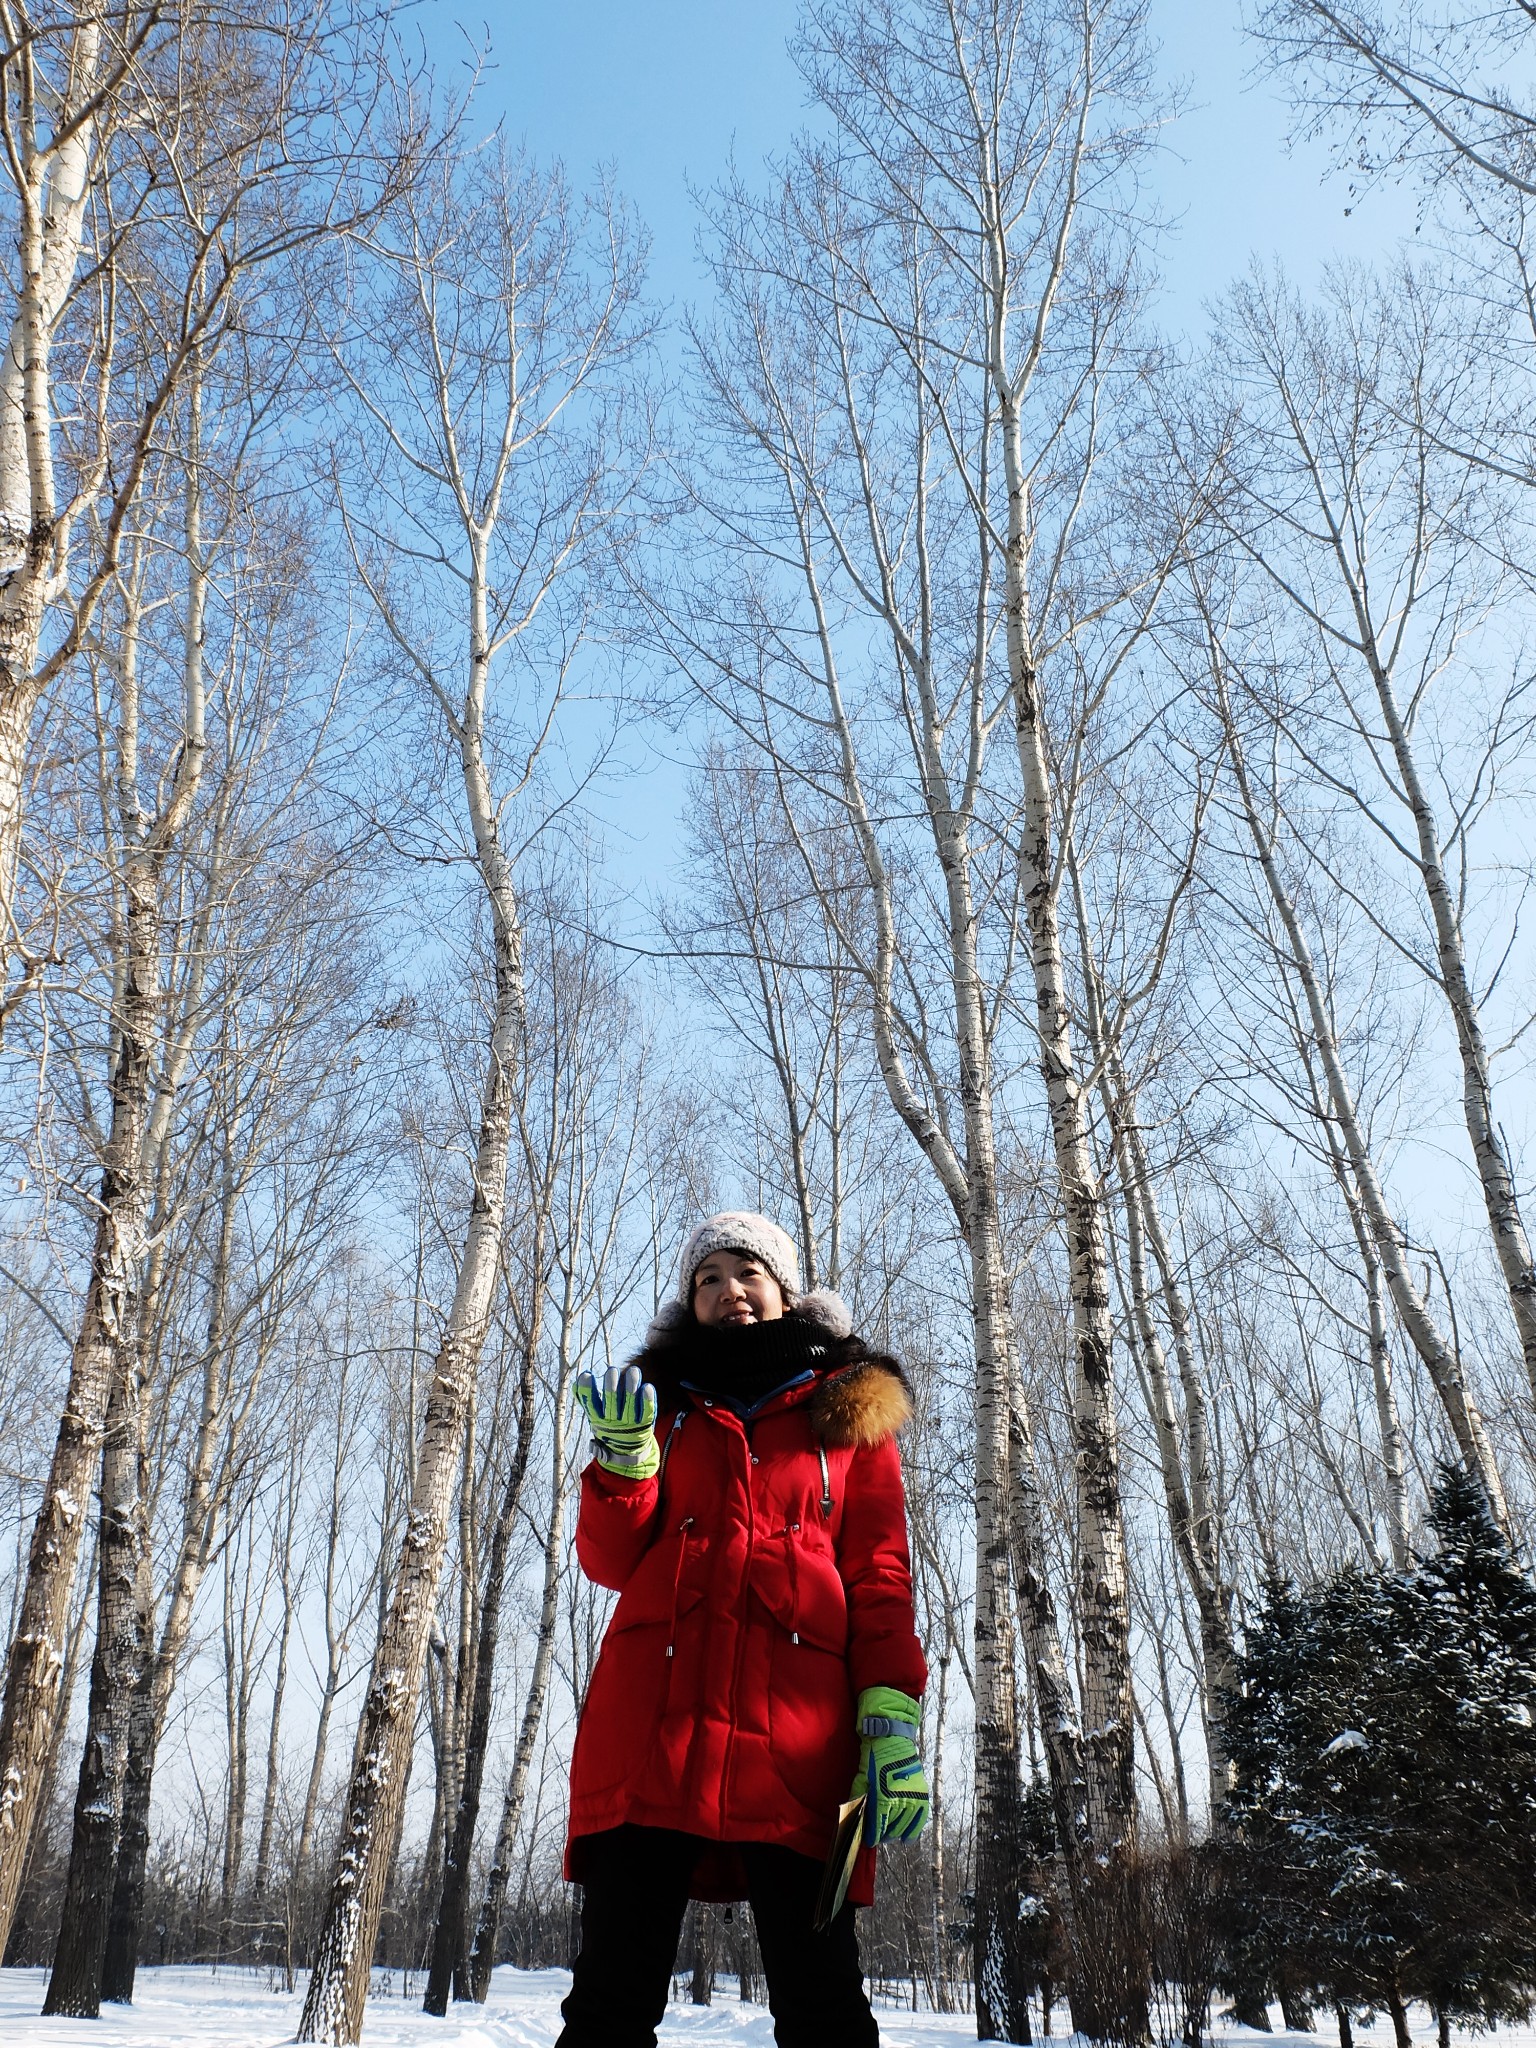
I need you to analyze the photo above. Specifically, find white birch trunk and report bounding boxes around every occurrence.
[1287,989,1414,1570]
[1067,839,1236,1808]
[0,495,208,1950]
[40,1347,149,2017]
[0,19,104,950]
[1215,663,1509,1526]
[787,503,1033,2038]
[1000,464,1137,1865]
[33,364,213,2005]
[954,0,1139,1901]
[466,1340,575,1999]
[298,541,528,2043]
[1362,1244,1411,1568]
[1360,654,1536,1400]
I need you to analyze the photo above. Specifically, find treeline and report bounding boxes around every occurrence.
[2,1,1536,2044]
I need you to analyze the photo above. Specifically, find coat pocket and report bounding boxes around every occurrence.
[608,1520,704,1636]
[749,1527,848,1655]
[572,1522,703,1804]
[758,1531,854,1824]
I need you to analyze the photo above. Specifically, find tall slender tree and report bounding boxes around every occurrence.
[297,142,652,2043]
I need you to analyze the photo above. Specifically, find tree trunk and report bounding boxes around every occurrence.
[0,18,102,985]
[1073,829,1236,1816]
[1289,1018,1412,1572]
[1006,1380,1087,1930]
[1001,419,1140,2036]
[689,1903,716,2004]
[297,1657,341,1887]
[424,1274,544,2013]
[1215,660,1509,1529]
[296,1371,356,1889]
[1115,1145,1237,1811]
[99,1584,155,2005]
[968,1191,1026,2043]
[1231,1987,1274,2031]
[101,1140,249,1998]
[1,1511,97,1970]
[254,1481,298,1908]
[0,847,159,1956]
[467,1348,574,2001]
[26,358,213,1999]
[1358,644,1536,1401]
[298,664,527,2041]
[789,500,1037,2039]
[1361,1237,1410,1571]
[1385,1984,1411,2048]
[42,1354,151,2018]
[914,753,1029,2040]
[0,1277,128,1954]
[930,1650,953,2013]
[218,1531,255,1960]
[1004,571,1136,1874]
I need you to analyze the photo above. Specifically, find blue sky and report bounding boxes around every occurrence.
[431,0,1421,339]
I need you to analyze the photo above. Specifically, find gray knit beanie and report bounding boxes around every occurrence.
[641,1211,855,1349]
[677,1211,801,1304]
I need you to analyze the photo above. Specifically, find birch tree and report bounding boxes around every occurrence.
[677,0,1174,2029]
[1071,841,1238,1809]
[100,852,385,2002]
[1,393,210,1983]
[1184,563,1510,1526]
[1194,268,1536,1410]
[13,193,381,1995]
[0,2,417,1951]
[297,142,651,2044]
[0,1,154,992]
[0,1,407,1012]
[684,188,1040,2033]
[464,898,675,1998]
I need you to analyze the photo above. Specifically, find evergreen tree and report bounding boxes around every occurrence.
[1223,1469,1536,2039]
[1382,1469,1536,2025]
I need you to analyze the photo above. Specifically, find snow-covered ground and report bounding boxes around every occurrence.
[0,1966,1529,2048]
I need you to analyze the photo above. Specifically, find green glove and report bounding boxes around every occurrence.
[575,1365,660,1480]
[853,1685,929,1844]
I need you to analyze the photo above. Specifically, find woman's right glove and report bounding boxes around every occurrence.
[853,1685,930,1844]
[574,1365,660,1480]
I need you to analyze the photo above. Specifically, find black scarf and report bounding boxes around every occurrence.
[672,1314,830,1414]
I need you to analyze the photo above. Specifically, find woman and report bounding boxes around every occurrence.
[558,1211,929,2048]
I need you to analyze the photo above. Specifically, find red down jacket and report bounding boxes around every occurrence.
[565,1307,927,1906]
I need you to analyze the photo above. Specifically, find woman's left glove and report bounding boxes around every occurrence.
[574,1365,660,1480]
[852,1684,929,1843]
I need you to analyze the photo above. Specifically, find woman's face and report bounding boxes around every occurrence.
[692,1251,785,1328]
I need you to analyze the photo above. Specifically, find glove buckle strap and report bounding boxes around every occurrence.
[859,1714,919,1741]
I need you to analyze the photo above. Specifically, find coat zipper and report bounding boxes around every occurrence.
[721,1422,753,1832]
[664,1517,694,1661]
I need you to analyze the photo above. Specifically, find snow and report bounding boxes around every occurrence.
[1,1967,1533,2048]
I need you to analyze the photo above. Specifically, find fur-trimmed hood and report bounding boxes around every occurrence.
[807,1351,913,1447]
[633,1290,913,1449]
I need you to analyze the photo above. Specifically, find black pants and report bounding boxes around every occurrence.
[556,1824,879,2047]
